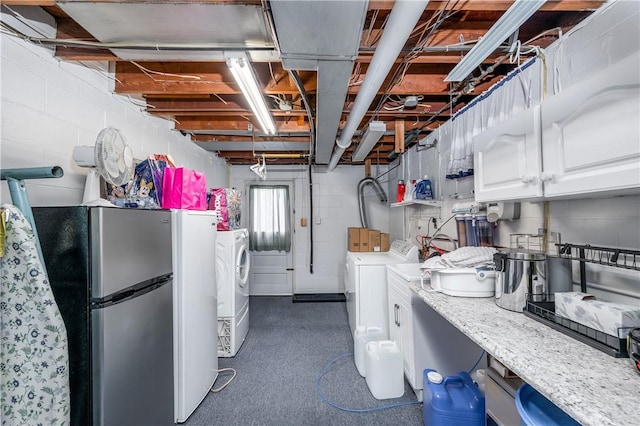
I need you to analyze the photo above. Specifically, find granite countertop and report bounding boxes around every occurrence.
[411,283,640,426]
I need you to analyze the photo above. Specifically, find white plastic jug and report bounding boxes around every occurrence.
[364,340,404,400]
[354,326,385,377]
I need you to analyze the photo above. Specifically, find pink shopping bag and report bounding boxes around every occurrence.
[161,167,207,210]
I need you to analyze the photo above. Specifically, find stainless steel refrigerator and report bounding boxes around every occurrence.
[33,206,174,426]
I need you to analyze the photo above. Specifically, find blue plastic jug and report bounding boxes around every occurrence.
[423,369,485,426]
[415,175,433,200]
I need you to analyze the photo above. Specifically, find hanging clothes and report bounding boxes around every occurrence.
[0,204,70,425]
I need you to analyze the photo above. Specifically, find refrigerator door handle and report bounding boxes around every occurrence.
[92,273,173,309]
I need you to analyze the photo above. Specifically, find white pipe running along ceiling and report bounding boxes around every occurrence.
[327,0,431,171]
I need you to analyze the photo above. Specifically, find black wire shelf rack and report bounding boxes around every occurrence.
[524,298,632,358]
[524,243,640,358]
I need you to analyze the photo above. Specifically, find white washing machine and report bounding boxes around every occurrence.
[345,240,419,339]
[216,228,250,357]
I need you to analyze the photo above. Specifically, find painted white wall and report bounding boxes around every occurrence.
[0,28,228,206]
[392,0,640,304]
[230,164,389,294]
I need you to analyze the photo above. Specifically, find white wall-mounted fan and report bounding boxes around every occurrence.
[73,127,134,206]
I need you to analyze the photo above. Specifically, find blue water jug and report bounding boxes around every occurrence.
[415,175,433,200]
[423,369,485,426]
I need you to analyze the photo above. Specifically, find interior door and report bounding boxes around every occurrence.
[247,180,294,295]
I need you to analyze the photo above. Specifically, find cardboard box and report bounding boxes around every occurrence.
[555,292,640,338]
[369,230,381,252]
[380,233,390,252]
[359,228,371,252]
[348,227,361,252]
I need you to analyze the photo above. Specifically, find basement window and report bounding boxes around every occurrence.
[248,185,291,252]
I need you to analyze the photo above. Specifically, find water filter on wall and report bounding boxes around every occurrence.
[486,202,521,222]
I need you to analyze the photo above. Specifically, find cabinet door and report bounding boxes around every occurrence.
[541,52,640,198]
[474,106,543,202]
[387,286,401,351]
[387,279,417,390]
[396,296,414,384]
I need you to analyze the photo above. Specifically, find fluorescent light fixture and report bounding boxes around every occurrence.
[351,121,386,162]
[224,51,276,134]
[445,0,546,82]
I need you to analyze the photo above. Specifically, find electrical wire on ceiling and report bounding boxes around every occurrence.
[364,0,461,130]
[410,27,561,138]
[0,20,276,52]
[129,61,202,81]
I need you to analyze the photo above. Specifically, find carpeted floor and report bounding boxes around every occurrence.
[184,296,423,425]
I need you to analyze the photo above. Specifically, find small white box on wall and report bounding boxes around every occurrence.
[555,292,640,338]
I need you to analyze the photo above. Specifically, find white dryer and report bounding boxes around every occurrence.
[345,240,419,339]
[216,228,250,357]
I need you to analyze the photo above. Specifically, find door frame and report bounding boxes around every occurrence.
[243,179,295,295]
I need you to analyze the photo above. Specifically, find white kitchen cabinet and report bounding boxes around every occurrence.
[540,52,640,198]
[474,106,543,202]
[387,272,415,393]
[474,52,640,202]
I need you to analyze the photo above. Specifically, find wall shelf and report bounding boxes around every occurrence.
[390,199,442,208]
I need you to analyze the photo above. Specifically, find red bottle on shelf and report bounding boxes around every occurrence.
[396,180,406,203]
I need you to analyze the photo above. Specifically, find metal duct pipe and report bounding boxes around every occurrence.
[327,0,430,171]
[358,177,387,228]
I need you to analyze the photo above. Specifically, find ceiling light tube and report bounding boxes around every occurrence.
[224,51,276,134]
[351,121,386,162]
[445,0,546,82]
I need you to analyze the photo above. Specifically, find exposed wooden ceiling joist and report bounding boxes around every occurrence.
[1,0,605,165]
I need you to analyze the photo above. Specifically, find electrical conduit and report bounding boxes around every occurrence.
[327,0,431,171]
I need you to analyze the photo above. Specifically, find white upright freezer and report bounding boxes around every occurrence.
[172,209,218,423]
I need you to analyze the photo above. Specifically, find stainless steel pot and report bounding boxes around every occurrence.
[493,250,547,312]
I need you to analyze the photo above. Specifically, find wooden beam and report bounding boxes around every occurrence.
[192,135,310,143]
[115,62,233,95]
[365,160,372,177]
[115,62,315,96]
[2,1,56,5]
[394,120,405,153]
[174,116,310,132]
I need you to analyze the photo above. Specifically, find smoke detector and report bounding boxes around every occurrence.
[404,96,419,108]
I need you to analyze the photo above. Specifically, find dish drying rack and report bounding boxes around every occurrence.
[524,243,640,358]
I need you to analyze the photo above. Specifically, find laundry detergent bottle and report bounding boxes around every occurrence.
[415,175,433,200]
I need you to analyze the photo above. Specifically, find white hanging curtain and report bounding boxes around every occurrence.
[446,57,543,179]
[248,185,291,252]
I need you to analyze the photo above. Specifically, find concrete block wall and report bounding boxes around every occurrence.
[231,164,389,294]
[390,0,640,303]
[1,30,227,206]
